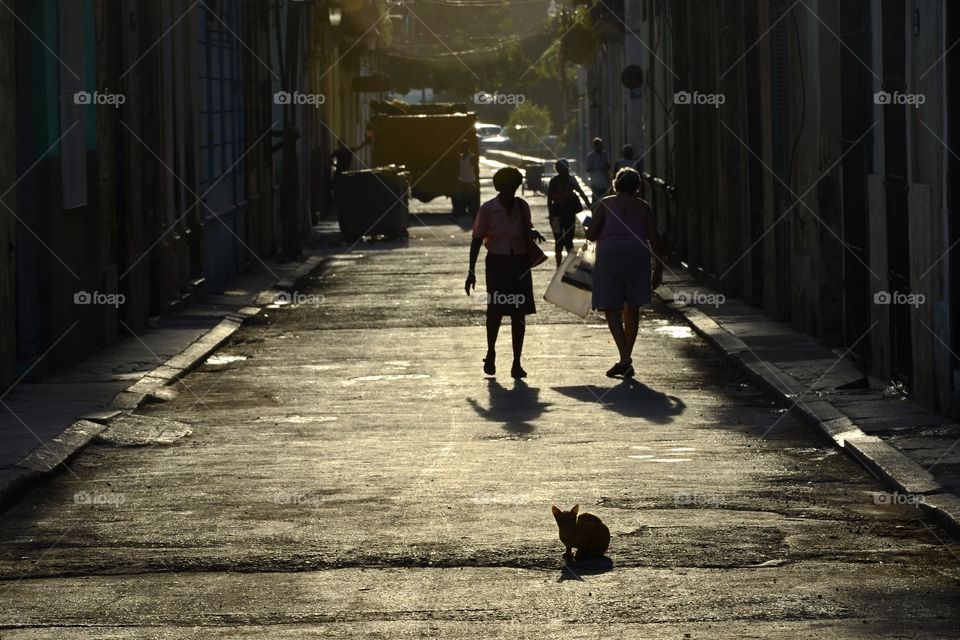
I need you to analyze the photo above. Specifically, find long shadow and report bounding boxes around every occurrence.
[558,555,614,581]
[552,378,685,424]
[467,378,550,435]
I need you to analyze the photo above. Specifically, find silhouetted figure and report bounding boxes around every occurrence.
[453,140,480,218]
[466,167,546,379]
[585,137,611,204]
[547,159,590,267]
[585,168,663,378]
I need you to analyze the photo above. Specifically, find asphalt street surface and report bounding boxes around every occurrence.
[1,167,959,638]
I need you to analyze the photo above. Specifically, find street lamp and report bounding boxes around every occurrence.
[328,2,342,26]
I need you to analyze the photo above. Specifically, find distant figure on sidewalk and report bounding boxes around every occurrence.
[547,159,590,268]
[585,137,611,204]
[585,167,663,378]
[466,167,546,379]
[453,140,480,218]
[613,145,645,198]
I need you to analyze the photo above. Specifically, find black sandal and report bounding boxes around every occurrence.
[511,361,527,379]
[483,352,496,376]
[606,361,633,378]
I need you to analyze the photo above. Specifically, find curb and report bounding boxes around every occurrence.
[655,284,960,538]
[0,254,332,512]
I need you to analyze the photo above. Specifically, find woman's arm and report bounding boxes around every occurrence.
[466,237,482,295]
[584,201,605,241]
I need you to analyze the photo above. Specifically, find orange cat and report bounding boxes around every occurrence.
[551,504,610,559]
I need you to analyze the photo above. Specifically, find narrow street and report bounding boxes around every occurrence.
[1,173,959,638]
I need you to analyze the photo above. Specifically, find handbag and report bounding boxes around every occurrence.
[520,198,548,269]
[543,243,595,318]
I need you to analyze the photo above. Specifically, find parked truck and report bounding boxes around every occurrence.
[368,101,479,203]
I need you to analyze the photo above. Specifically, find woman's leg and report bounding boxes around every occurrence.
[604,308,630,365]
[623,304,640,359]
[510,314,526,372]
[485,313,503,374]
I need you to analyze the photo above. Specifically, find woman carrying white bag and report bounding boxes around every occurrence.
[584,168,663,378]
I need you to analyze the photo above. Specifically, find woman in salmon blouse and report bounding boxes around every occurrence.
[465,167,546,379]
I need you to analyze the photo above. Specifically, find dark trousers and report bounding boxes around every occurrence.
[550,214,576,264]
[453,181,480,217]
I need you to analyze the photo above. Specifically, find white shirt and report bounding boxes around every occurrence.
[458,154,476,183]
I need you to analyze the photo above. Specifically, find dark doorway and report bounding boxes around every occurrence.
[881,0,912,387]
[837,0,874,362]
[948,0,960,412]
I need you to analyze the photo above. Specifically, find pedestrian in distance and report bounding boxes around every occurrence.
[453,140,480,218]
[546,159,590,268]
[614,144,645,198]
[585,137,611,204]
[584,167,663,379]
[466,167,547,379]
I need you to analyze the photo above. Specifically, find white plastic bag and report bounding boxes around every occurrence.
[543,243,595,318]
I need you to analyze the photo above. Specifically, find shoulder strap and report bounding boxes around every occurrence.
[518,198,532,226]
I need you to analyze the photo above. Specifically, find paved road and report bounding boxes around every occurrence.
[1,171,959,638]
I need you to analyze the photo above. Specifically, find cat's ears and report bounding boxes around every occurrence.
[551,504,579,517]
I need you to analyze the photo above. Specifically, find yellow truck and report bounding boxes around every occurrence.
[369,101,479,203]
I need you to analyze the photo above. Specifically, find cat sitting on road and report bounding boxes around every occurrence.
[551,504,610,560]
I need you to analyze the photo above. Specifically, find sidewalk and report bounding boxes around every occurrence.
[0,250,328,508]
[658,270,960,535]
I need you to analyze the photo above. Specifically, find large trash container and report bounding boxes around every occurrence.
[335,165,410,242]
[524,163,544,195]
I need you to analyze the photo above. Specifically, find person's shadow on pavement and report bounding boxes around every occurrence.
[552,378,685,424]
[467,378,550,435]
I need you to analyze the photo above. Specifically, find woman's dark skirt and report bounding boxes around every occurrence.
[485,253,536,316]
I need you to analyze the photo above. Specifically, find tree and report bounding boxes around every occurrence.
[505,101,553,152]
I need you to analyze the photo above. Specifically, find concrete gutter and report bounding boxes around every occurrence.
[655,284,960,537]
[0,254,331,512]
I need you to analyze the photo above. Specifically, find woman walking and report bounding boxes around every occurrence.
[547,159,590,268]
[585,168,663,378]
[466,167,546,378]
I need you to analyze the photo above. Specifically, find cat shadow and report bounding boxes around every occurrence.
[558,555,614,581]
[467,378,550,435]
[551,378,685,424]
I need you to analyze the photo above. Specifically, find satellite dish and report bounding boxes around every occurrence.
[621,65,644,90]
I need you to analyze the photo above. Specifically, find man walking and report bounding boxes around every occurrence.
[454,140,480,217]
[585,137,611,204]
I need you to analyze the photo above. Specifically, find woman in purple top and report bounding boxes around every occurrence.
[585,168,663,378]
